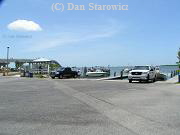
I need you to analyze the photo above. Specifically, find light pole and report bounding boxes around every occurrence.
[7,47,10,75]
[177,48,180,83]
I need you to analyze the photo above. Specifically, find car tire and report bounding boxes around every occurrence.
[129,79,132,83]
[59,74,63,79]
[146,75,149,83]
[74,74,78,78]
[51,77,55,79]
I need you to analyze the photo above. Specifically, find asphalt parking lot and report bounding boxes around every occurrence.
[0,77,179,135]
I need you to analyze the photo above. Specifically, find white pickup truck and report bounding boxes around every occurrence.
[128,66,157,83]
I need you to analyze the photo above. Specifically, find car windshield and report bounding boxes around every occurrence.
[57,67,65,71]
[133,66,149,70]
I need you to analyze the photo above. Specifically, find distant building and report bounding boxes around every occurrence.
[0,59,8,68]
[0,58,61,72]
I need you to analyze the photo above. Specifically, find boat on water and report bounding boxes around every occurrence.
[155,66,167,80]
[86,67,110,77]
[123,68,132,73]
[86,69,108,77]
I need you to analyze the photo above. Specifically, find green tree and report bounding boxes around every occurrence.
[15,61,24,70]
[177,48,180,68]
[50,63,61,71]
[178,48,180,61]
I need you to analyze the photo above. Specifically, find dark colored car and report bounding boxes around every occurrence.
[50,67,78,79]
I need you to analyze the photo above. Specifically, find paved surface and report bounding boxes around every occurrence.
[166,75,179,83]
[0,77,179,135]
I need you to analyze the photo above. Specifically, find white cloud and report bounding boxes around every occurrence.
[7,20,42,31]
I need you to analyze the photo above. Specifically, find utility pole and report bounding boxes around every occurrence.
[178,48,180,66]
[7,47,10,75]
[178,48,180,83]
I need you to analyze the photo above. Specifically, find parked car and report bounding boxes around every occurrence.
[50,67,78,79]
[128,66,157,83]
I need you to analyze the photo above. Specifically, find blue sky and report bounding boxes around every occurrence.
[0,0,180,66]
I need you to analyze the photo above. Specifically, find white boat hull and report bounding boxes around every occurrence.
[86,72,107,77]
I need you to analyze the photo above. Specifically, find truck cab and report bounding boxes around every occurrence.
[50,67,78,79]
[128,66,157,83]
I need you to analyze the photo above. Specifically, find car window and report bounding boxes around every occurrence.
[57,68,64,71]
[150,68,154,71]
[133,66,149,70]
[65,68,71,71]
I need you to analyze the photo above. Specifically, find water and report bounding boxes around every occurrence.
[78,65,179,79]
[109,66,132,77]
[159,65,179,78]
[159,65,179,74]
[109,65,179,78]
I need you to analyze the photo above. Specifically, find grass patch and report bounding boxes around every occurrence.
[175,82,180,84]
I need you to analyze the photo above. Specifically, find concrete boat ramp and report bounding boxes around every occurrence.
[99,75,128,80]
